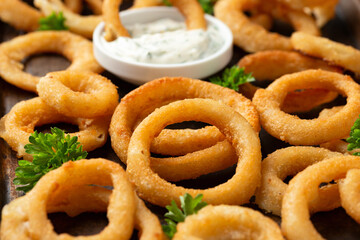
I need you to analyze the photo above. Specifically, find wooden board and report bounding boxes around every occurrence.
[1,0,360,238]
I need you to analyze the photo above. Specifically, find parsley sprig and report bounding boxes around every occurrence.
[210,66,255,91]
[347,116,360,156]
[13,127,87,192]
[38,11,69,31]
[162,0,215,14]
[198,0,216,15]
[162,193,207,239]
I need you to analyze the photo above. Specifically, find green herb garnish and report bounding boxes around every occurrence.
[210,66,255,91]
[162,0,215,14]
[162,193,207,239]
[38,11,68,31]
[163,0,172,6]
[347,116,360,155]
[14,127,87,192]
[198,0,215,14]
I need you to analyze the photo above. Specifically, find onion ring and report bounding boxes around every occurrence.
[237,50,341,113]
[339,169,360,224]
[103,0,206,41]
[252,70,360,145]
[0,0,42,32]
[277,0,329,10]
[258,0,319,36]
[65,0,103,15]
[249,12,273,30]
[0,31,103,93]
[305,0,339,27]
[173,205,284,240]
[0,97,109,159]
[255,146,342,216]
[34,0,102,38]
[27,159,135,240]
[317,106,359,155]
[291,32,360,74]
[110,77,260,181]
[126,98,262,207]
[281,155,360,240]
[49,188,165,239]
[214,0,319,52]
[37,71,119,118]
[1,173,164,240]
[132,0,163,8]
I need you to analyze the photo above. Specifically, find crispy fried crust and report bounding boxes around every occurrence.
[110,77,260,181]
[0,31,103,93]
[252,70,360,145]
[126,99,261,207]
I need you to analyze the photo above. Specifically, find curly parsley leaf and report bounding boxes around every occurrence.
[162,193,207,239]
[38,11,68,31]
[162,0,215,14]
[162,0,172,6]
[14,127,87,192]
[210,66,255,91]
[198,0,215,14]
[347,116,360,155]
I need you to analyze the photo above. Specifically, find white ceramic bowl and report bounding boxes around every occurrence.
[93,7,233,85]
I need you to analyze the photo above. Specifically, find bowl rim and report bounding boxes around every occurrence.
[93,6,233,69]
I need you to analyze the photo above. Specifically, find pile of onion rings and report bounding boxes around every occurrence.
[0,31,103,93]
[126,98,262,207]
[0,158,165,240]
[110,77,260,181]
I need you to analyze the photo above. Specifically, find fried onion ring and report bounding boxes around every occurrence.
[132,0,163,8]
[339,169,360,224]
[317,106,359,155]
[1,165,164,240]
[255,146,342,216]
[214,0,319,52]
[37,71,119,118]
[252,70,360,145]
[126,98,261,207]
[237,50,341,113]
[103,0,206,41]
[0,31,103,93]
[110,77,260,181]
[0,0,42,32]
[0,97,109,159]
[291,32,360,74]
[27,159,135,239]
[34,0,102,38]
[65,0,103,15]
[173,205,284,240]
[278,0,329,10]
[281,155,360,240]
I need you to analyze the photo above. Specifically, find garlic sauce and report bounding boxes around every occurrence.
[101,18,224,64]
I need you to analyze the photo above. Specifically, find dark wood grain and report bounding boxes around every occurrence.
[0,0,360,238]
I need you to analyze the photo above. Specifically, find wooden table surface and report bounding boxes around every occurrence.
[1,0,360,239]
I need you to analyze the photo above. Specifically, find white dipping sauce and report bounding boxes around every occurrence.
[101,18,224,64]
